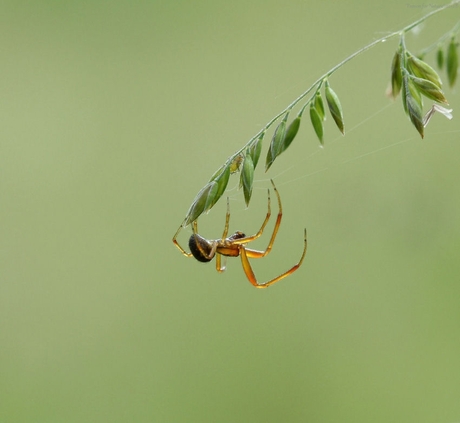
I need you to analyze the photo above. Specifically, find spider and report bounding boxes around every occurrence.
[172,179,307,289]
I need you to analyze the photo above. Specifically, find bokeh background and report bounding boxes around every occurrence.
[1,1,460,422]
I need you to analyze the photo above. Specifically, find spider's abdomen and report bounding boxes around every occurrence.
[189,234,213,263]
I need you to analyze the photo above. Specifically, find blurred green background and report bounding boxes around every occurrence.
[1,1,460,422]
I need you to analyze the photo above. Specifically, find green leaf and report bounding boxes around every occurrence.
[325,81,345,134]
[241,154,254,206]
[390,50,402,98]
[446,38,458,87]
[407,54,442,88]
[280,116,301,153]
[309,103,323,144]
[408,74,448,104]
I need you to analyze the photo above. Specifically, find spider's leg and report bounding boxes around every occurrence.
[243,248,267,258]
[216,253,227,273]
[239,246,260,288]
[240,229,307,288]
[229,184,272,245]
[213,198,232,272]
[172,221,193,257]
[255,179,282,257]
[221,197,231,239]
[231,179,281,258]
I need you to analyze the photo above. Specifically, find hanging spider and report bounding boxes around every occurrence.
[172,179,307,288]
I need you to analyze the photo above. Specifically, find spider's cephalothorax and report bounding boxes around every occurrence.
[173,179,307,288]
[227,231,246,241]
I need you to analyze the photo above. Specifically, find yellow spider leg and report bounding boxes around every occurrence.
[240,229,307,288]
[230,184,273,246]
[216,253,227,273]
[215,198,232,272]
[231,180,281,259]
[172,221,193,257]
[221,197,231,239]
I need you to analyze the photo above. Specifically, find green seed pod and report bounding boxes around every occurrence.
[249,133,264,169]
[314,92,325,120]
[437,46,444,69]
[184,182,216,226]
[401,75,408,114]
[325,81,345,134]
[270,119,287,158]
[390,50,402,98]
[204,181,220,212]
[446,38,458,87]
[407,54,442,89]
[280,116,301,153]
[408,74,448,104]
[241,154,254,206]
[265,145,275,173]
[212,164,230,207]
[402,74,424,138]
[309,103,324,145]
[210,163,227,181]
[265,117,287,171]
